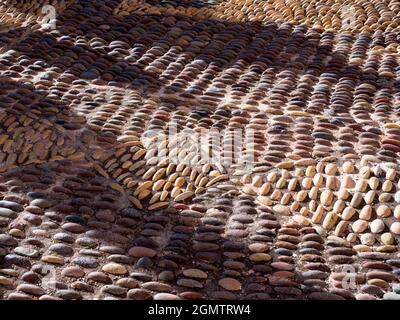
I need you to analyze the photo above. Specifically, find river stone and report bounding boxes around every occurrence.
[14,246,39,258]
[0,276,13,286]
[102,263,127,275]
[72,256,98,268]
[141,281,173,292]
[393,284,400,294]
[272,204,290,215]
[127,288,153,300]
[136,257,154,268]
[395,191,400,203]
[370,219,385,234]
[101,285,127,296]
[390,222,400,235]
[158,271,175,282]
[1,0,400,301]
[8,293,34,300]
[0,208,17,218]
[4,254,31,268]
[381,233,394,245]
[87,272,112,284]
[383,292,400,300]
[128,246,157,258]
[30,199,52,209]
[49,244,74,256]
[55,290,82,300]
[153,293,181,300]
[0,200,23,212]
[218,278,242,291]
[182,269,208,279]
[17,284,45,296]
[0,234,18,247]
[116,278,139,289]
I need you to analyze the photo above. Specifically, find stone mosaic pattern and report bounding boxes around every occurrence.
[0,0,400,300]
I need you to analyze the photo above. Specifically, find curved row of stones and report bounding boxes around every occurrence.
[0,0,400,300]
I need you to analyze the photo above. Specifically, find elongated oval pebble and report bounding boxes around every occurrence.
[355,179,368,192]
[342,162,354,173]
[337,188,350,200]
[242,186,257,195]
[296,190,308,202]
[382,180,393,192]
[359,205,372,221]
[148,202,169,211]
[369,177,380,190]
[313,173,324,187]
[376,205,391,218]
[321,190,333,206]
[257,196,272,206]
[301,177,312,189]
[334,220,349,237]
[218,278,241,291]
[292,215,310,226]
[259,182,271,195]
[341,207,356,220]
[360,233,375,245]
[352,220,369,233]
[333,200,345,213]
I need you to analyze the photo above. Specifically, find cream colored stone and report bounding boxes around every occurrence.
[334,220,349,237]
[390,222,400,235]
[342,161,354,173]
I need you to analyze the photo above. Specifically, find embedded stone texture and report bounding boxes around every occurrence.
[0,0,400,300]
